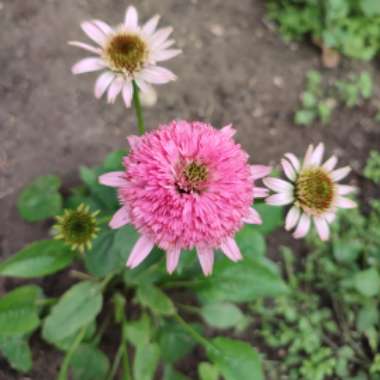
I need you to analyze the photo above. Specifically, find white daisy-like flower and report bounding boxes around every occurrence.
[69,6,181,107]
[264,143,357,241]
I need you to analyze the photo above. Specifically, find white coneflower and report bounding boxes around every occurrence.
[264,143,356,241]
[69,6,181,107]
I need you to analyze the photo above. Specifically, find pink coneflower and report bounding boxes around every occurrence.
[69,6,181,107]
[99,121,270,275]
[264,143,356,241]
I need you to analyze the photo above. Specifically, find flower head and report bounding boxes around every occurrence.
[69,6,181,107]
[264,143,357,241]
[54,204,100,253]
[99,121,270,275]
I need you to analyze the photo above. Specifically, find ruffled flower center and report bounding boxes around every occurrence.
[104,33,148,74]
[295,168,334,214]
[176,161,209,194]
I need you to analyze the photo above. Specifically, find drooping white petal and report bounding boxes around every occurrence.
[220,238,242,262]
[94,71,115,99]
[99,171,127,187]
[166,246,181,274]
[242,207,262,224]
[325,212,336,223]
[263,177,294,193]
[309,143,325,166]
[72,57,106,74]
[152,49,182,62]
[122,82,133,108]
[124,6,139,30]
[314,216,330,241]
[251,165,272,180]
[160,39,175,50]
[303,144,314,167]
[293,213,311,239]
[254,187,269,198]
[139,66,177,84]
[285,206,301,231]
[336,196,357,209]
[196,247,214,276]
[68,41,101,54]
[284,153,301,172]
[337,185,356,195]
[323,155,338,172]
[151,27,173,47]
[81,21,108,46]
[281,159,296,181]
[265,193,294,206]
[109,206,130,229]
[127,235,155,269]
[92,19,113,35]
[107,77,124,103]
[330,166,351,182]
[143,15,160,35]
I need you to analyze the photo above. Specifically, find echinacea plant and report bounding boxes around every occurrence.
[0,4,359,380]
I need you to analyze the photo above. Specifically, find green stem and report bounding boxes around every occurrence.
[132,81,145,135]
[106,343,124,380]
[58,327,86,380]
[122,345,133,380]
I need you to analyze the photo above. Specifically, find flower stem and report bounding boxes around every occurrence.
[132,81,145,135]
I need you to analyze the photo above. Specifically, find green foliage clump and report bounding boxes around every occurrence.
[267,0,380,61]
[364,150,380,184]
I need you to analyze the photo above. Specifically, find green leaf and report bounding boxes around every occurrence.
[158,322,199,363]
[207,337,264,380]
[357,303,379,332]
[302,92,317,108]
[70,344,110,380]
[295,110,316,125]
[103,150,128,170]
[53,322,96,352]
[201,303,245,329]
[17,175,62,222]
[136,285,175,316]
[0,240,74,278]
[361,0,380,16]
[235,226,266,259]
[198,362,219,380]
[358,72,373,98]
[0,285,42,335]
[197,259,288,303]
[253,203,283,235]
[333,239,362,263]
[42,281,102,343]
[85,225,138,277]
[124,313,151,347]
[163,366,191,380]
[133,342,160,380]
[0,336,32,373]
[354,268,380,297]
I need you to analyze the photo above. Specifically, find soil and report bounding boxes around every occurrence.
[1,0,379,379]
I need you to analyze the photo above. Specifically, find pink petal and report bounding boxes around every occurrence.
[107,77,124,103]
[68,41,101,54]
[94,71,115,99]
[285,206,301,231]
[323,155,338,172]
[127,235,155,269]
[331,166,351,182]
[124,6,138,30]
[197,247,214,276]
[122,82,133,108]
[251,165,272,180]
[266,193,294,206]
[263,177,293,192]
[220,124,236,138]
[314,217,330,241]
[309,143,324,166]
[139,66,177,84]
[293,213,311,239]
[152,49,182,62]
[127,135,141,149]
[166,246,181,274]
[99,171,127,187]
[72,57,106,74]
[143,15,160,35]
[81,21,107,46]
[254,187,269,198]
[242,207,262,224]
[220,237,242,262]
[338,185,356,195]
[336,197,357,209]
[284,153,300,171]
[109,206,130,229]
[281,159,296,181]
[92,19,113,35]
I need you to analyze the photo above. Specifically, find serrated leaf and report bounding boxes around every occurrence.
[0,336,32,373]
[17,175,62,222]
[0,240,74,278]
[133,342,160,380]
[0,285,42,335]
[70,344,110,380]
[42,281,102,343]
[136,285,175,316]
[207,337,264,380]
